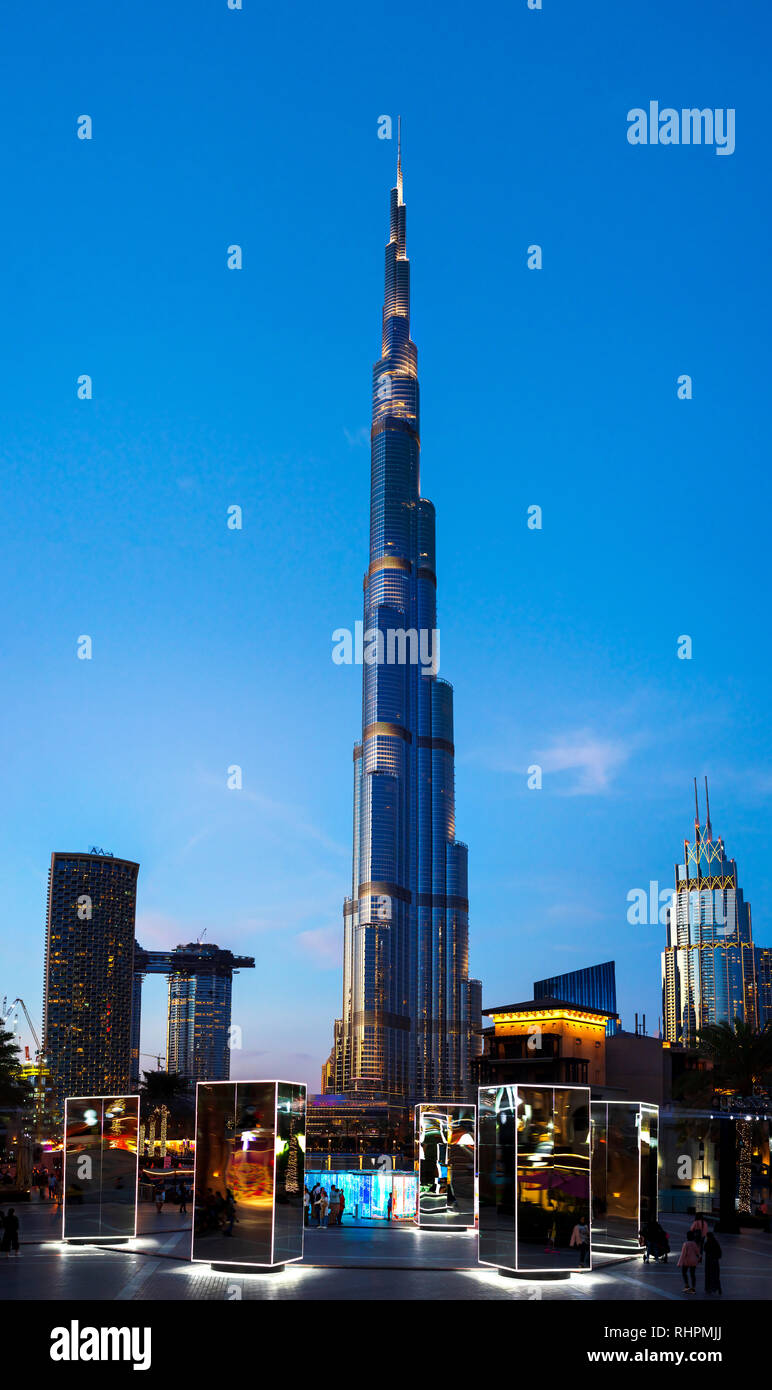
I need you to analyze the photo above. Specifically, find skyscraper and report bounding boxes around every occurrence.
[662,781,758,1046]
[535,961,619,1036]
[43,850,139,1120]
[132,941,255,1085]
[329,140,471,1106]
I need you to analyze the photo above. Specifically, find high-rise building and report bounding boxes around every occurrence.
[43,850,139,1120]
[754,947,772,1030]
[468,979,483,1062]
[132,942,255,1085]
[535,961,619,1036]
[662,781,758,1046]
[329,141,471,1106]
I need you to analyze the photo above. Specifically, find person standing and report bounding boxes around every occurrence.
[312,1184,322,1227]
[570,1219,590,1268]
[386,1191,393,1222]
[687,1215,708,1251]
[155,1186,165,1215]
[677,1235,701,1292]
[1,1208,20,1257]
[338,1188,345,1227]
[328,1185,337,1227]
[704,1232,722,1294]
[303,1186,310,1226]
[178,1184,187,1215]
[320,1188,329,1229]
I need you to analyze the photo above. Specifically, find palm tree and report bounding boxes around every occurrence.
[0,1026,30,1110]
[139,1070,193,1138]
[696,1020,772,1229]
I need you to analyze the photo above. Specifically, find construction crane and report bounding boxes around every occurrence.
[140,1051,167,1071]
[1,998,47,1140]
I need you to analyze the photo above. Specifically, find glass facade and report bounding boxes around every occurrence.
[414,1103,476,1228]
[591,1101,659,1251]
[192,1080,306,1269]
[62,1094,139,1242]
[662,791,758,1045]
[44,852,139,1122]
[534,962,618,1036]
[478,1084,591,1273]
[333,153,471,1106]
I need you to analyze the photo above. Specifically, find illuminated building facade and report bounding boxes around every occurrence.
[755,947,772,1029]
[661,783,758,1046]
[535,961,619,1036]
[43,851,139,1122]
[131,942,255,1086]
[475,998,615,1090]
[329,141,471,1106]
[478,1084,592,1274]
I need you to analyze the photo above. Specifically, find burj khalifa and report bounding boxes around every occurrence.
[326,140,472,1106]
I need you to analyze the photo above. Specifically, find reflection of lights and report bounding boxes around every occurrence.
[692,1179,710,1194]
[240,1130,257,1151]
[84,1109,98,1128]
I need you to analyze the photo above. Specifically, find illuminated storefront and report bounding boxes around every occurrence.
[305,1169,416,1220]
[591,1101,659,1252]
[414,1103,476,1228]
[192,1080,306,1270]
[478,1084,592,1274]
[62,1095,139,1242]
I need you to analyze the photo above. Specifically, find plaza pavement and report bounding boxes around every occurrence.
[1,1201,770,1301]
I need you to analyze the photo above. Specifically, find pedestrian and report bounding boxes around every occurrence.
[687,1215,708,1251]
[386,1191,393,1222]
[328,1185,338,1227]
[312,1185,322,1227]
[155,1186,165,1215]
[178,1184,187,1215]
[338,1188,345,1227]
[704,1232,722,1295]
[677,1235,701,1293]
[320,1188,329,1229]
[1,1208,20,1257]
[570,1218,590,1267]
[223,1188,237,1236]
[303,1186,310,1226]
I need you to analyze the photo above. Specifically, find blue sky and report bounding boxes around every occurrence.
[1,0,769,1089]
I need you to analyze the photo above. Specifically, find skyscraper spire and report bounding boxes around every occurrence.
[694,776,701,840]
[327,157,471,1108]
[705,775,713,840]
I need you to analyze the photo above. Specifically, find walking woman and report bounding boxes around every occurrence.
[704,1231,723,1295]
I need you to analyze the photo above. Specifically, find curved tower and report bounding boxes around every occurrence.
[334,145,471,1106]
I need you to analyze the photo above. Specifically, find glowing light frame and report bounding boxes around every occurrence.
[477,1083,592,1276]
[62,1093,140,1244]
[590,1099,659,1255]
[190,1079,306,1271]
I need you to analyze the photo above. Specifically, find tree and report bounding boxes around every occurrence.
[0,1026,31,1110]
[696,1020,772,1230]
[697,1020,772,1098]
[139,1070,193,1137]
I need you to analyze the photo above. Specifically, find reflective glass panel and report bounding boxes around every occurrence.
[63,1095,139,1240]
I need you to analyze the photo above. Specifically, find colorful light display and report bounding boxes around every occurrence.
[305,1170,417,1221]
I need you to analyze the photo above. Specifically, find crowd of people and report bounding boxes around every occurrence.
[152,1180,192,1215]
[195,1186,237,1235]
[304,1183,346,1228]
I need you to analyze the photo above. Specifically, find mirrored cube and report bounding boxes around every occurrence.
[63,1095,139,1242]
[591,1100,659,1252]
[414,1103,476,1228]
[192,1080,306,1269]
[478,1085,592,1273]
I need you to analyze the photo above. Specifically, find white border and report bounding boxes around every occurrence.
[62,1094,140,1243]
[476,1084,593,1275]
[190,1080,307,1270]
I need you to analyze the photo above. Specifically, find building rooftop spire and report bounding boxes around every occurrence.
[704,775,713,840]
[396,115,403,205]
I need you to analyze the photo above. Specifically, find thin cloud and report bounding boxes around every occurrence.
[536,729,632,795]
